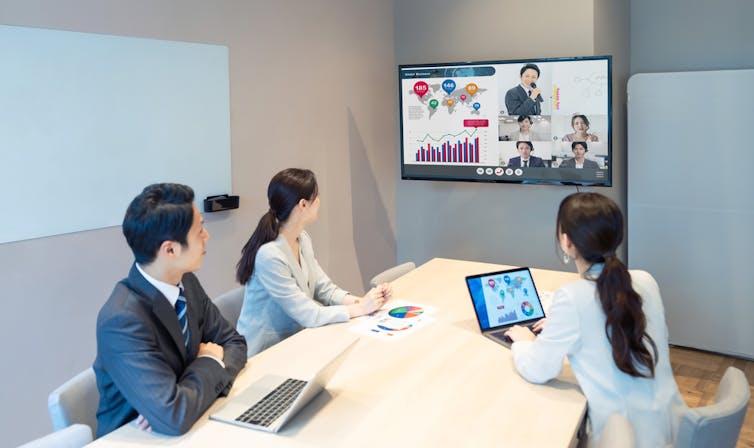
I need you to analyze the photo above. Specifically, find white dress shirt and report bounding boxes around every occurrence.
[135,263,224,367]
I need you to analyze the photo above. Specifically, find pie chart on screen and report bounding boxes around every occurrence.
[521,301,534,316]
[388,306,424,318]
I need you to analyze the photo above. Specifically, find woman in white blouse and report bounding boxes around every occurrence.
[561,114,599,142]
[235,168,391,357]
[505,192,686,447]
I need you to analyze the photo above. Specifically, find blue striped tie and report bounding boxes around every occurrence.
[175,289,189,347]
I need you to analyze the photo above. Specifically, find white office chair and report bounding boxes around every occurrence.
[673,366,750,448]
[48,368,99,439]
[369,262,416,288]
[18,424,93,448]
[598,413,634,448]
[214,286,244,327]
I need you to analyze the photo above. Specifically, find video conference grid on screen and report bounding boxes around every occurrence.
[398,56,612,186]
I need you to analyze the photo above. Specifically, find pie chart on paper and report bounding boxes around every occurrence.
[388,306,424,318]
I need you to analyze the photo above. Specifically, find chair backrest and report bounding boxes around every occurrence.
[19,424,93,448]
[214,286,244,327]
[598,413,635,448]
[369,262,416,288]
[674,366,750,448]
[48,368,98,438]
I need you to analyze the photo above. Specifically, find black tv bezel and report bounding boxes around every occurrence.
[398,55,613,187]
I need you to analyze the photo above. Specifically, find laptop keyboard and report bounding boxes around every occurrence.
[235,378,307,427]
[492,323,540,345]
[491,330,514,344]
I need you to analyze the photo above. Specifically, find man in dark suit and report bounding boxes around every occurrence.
[94,183,247,437]
[508,141,546,167]
[559,141,601,169]
[504,63,543,116]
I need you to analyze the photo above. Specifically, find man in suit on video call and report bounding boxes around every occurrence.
[508,141,546,167]
[559,141,601,169]
[93,183,247,437]
[504,63,543,116]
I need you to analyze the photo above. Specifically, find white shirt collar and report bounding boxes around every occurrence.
[136,263,182,307]
[520,83,530,92]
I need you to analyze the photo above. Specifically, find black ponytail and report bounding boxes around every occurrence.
[557,193,658,378]
[235,168,318,284]
[594,255,658,378]
[236,211,279,284]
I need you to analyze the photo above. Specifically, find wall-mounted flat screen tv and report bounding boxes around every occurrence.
[398,55,611,186]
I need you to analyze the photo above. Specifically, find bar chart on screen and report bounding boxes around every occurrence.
[409,127,489,164]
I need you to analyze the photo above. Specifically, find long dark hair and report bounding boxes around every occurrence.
[557,192,658,378]
[236,168,318,284]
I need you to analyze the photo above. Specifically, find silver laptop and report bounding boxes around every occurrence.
[210,337,358,433]
[465,267,546,348]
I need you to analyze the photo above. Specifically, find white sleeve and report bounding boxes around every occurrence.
[511,288,581,384]
[255,247,349,327]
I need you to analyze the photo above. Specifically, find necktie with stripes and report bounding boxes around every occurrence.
[175,288,189,347]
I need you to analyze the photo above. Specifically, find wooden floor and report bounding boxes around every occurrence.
[669,346,754,447]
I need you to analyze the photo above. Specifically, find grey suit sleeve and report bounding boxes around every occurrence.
[97,313,236,435]
[586,159,601,169]
[186,274,247,389]
[505,87,538,116]
[256,248,349,327]
[311,257,348,306]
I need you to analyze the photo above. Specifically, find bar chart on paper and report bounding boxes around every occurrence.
[410,128,488,164]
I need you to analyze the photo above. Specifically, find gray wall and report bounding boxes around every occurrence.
[631,0,754,74]
[394,0,629,270]
[0,1,396,445]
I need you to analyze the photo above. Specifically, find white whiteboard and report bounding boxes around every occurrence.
[0,25,231,244]
[627,69,754,359]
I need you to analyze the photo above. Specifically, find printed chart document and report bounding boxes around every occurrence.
[349,300,436,341]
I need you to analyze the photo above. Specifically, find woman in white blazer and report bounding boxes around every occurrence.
[505,193,686,447]
[235,168,391,357]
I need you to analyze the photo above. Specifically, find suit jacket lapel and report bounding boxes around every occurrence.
[276,234,311,296]
[126,264,188,360]
[183,278,201,359]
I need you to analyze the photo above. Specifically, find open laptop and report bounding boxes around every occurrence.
[465,267,546,348]
[210,337,358,433]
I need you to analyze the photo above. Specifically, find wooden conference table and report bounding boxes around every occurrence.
[89,258,586,447]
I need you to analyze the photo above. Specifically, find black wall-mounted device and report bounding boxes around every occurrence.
[203,194,239,213]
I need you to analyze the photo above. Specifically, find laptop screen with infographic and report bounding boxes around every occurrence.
[466,267,545,330]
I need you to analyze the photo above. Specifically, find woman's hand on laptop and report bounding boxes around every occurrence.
[532,318,547,334]
[505,325,536,342]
